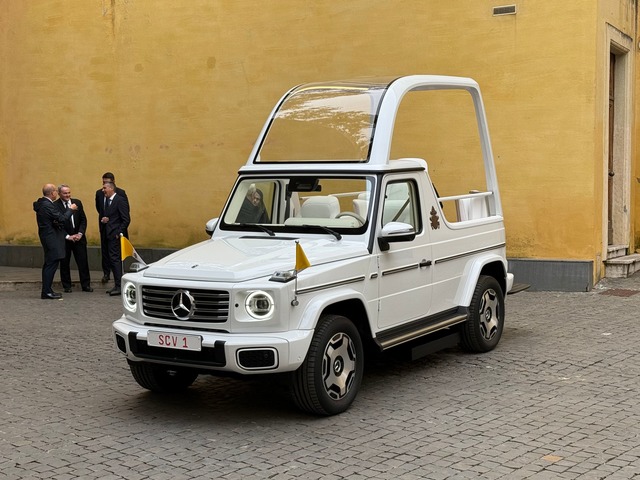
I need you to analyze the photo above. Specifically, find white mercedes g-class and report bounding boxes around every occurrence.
[113,75,514,415]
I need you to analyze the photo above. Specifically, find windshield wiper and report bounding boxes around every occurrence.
[238,223,275,236]
[301,224,342,241]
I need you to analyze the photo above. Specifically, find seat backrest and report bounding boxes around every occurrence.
[301,196,340,218]
[353,199,368,217]
[456,191,489,221]
[353,191,369,217]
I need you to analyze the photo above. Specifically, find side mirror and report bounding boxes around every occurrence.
[378,221,416,251]
[205,218,218,236]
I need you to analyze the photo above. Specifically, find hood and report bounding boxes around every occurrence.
[142,236,368,282]
[33,197,46,212]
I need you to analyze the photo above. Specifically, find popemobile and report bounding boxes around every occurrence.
[113,75,521,415]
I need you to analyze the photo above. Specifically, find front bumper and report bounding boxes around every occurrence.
[112,316,314,375]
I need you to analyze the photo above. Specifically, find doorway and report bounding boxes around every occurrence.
[608,52,615,245]
[605,27,632,258]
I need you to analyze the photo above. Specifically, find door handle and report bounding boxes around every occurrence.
[419,259,432,268]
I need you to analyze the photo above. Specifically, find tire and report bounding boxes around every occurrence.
[129,362,198,393]
[460,275,504,353]
[291,314,364,416]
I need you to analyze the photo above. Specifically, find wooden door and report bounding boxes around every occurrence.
[608,53,615,245]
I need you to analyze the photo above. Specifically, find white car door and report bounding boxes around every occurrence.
[376,179,433,330]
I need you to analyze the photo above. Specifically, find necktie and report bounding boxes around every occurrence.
[67,201,75,229]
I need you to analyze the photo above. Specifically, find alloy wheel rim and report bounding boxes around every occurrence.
[322,332,357,400]
[479,288,500,340]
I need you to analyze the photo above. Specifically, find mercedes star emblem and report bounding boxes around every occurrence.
[171,290,195,320]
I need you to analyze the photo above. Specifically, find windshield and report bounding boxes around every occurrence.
[221,176,374,234]
[255,80,391,163]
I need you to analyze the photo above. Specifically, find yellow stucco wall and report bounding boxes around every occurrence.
[0,1,635,278]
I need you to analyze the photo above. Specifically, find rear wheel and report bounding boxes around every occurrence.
[291,314,364,416]
[129,362,198,393]
[460,275,504,353]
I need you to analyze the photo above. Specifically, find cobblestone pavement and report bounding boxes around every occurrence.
[2,274,640,479]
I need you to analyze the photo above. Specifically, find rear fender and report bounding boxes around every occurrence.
[453,255,507,307]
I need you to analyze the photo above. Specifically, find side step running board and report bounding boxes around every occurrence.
[375,307,468,351]
[508,283,531,295]
[409,330,461,361]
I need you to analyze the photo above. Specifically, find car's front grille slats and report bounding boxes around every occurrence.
[141,286,229,323]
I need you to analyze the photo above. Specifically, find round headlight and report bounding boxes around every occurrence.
[123,282,137,312]
[245,291,274,320]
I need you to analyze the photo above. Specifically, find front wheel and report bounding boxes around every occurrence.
[460,275,504,353]
[291,314,364,416]
[129,362,198,393]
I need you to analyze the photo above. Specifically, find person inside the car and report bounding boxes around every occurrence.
[236,185,270,224]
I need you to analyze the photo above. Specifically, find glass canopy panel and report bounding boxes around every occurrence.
[256,81,390,163]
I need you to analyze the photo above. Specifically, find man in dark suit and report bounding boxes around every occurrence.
[100,181,131,296]
[55,184,93,293]
[95,172,128,284]
[33,183,77,299]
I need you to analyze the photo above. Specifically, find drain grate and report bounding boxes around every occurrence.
[599,289,640,297]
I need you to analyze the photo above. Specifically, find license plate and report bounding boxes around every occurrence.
[147,331,202,351]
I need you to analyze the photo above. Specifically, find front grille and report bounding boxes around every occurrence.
[141,286,230,322]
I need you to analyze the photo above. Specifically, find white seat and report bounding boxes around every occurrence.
[352,192,369,217]
[301,196,340,218]
[353,199,368,217]
[457,191,489,221]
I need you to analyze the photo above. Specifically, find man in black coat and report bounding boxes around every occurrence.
[95,172,129,284]
[33,183,77,299]
[55,184,93,293]
[100,181,131,296]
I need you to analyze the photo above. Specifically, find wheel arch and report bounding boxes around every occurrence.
[322,298,373,346]
[297,290,374,345]
[454,255,507,307]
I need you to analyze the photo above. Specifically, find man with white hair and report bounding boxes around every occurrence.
[55,184,93,293]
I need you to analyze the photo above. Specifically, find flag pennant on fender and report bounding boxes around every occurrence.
[120,234,147,265]
[295,241,311,272]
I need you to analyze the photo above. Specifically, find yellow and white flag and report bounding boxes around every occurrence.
[121,235,146,264]
[295,241,311,272]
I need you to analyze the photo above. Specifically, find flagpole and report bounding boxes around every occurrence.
[292,240,310,307]
[292,270,299,306]
[293,240,300,306]
[120,233,124,276]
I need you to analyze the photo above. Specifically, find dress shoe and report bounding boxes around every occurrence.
[41,292,62,300]
[63,287,73,293]
[107,288,121,296]
[82,287,94,292]
[101,275,110,284]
